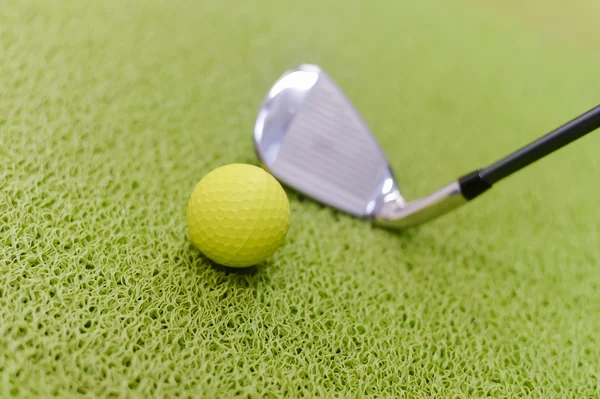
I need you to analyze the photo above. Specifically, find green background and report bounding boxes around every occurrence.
[2,0,600,397]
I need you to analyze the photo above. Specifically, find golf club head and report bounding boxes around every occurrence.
[254,64,405,219]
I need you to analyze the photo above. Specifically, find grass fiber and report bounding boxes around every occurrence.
[2,0,600,397]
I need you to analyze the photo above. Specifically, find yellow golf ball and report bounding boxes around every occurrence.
[187,164,290,267]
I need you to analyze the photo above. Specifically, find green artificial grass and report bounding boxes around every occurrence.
[2,0,600,397]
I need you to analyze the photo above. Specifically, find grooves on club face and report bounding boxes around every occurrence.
[254,64,406,220]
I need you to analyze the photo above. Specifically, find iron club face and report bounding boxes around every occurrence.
[254,64,404,219]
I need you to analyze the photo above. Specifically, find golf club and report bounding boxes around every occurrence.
[254,64,600,229]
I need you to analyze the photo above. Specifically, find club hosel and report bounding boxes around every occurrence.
[374,181,468,229]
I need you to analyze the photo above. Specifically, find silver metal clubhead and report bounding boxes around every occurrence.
[254,64,404,218]
[254,64,466,229]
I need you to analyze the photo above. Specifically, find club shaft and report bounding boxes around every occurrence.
[479,104,600,185]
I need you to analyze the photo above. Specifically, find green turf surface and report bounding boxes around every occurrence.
[2,0,600,397]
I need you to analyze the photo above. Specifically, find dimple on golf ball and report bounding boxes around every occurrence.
[187,164,290,267]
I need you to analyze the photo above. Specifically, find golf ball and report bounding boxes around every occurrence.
[187,164,290,267]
